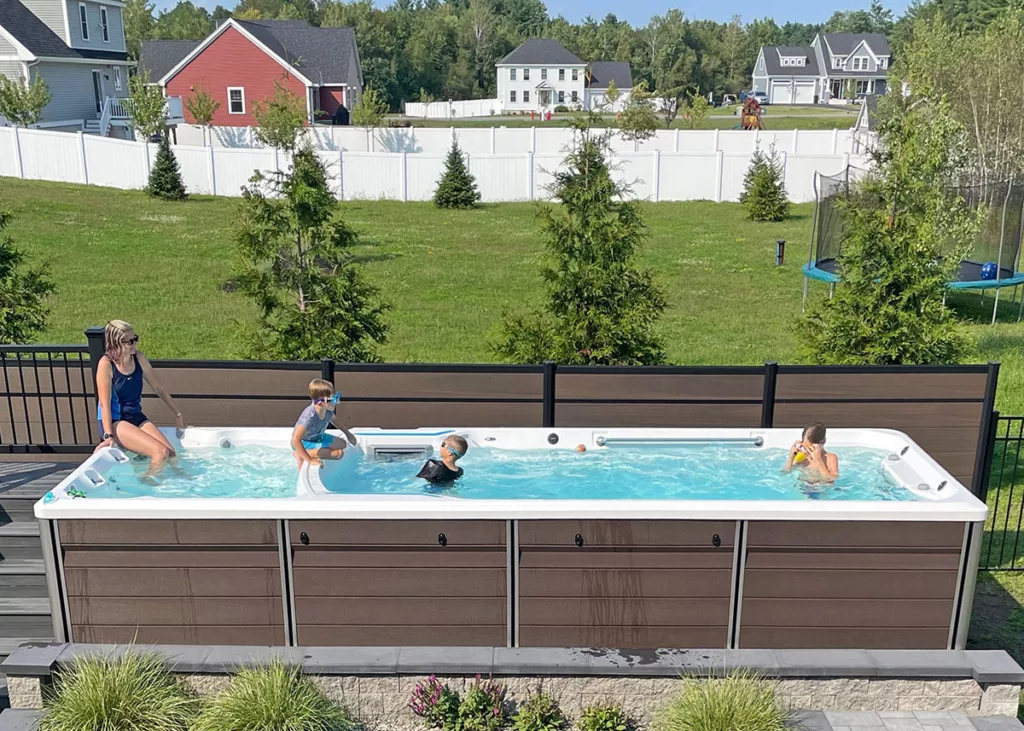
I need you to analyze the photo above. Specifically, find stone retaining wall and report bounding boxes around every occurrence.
[5,645,1022,727]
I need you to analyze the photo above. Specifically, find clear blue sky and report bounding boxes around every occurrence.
[153,0,907,30]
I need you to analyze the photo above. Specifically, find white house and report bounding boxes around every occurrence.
[496,38,632,113]
[0,0,133,134]
[751,32,890,105]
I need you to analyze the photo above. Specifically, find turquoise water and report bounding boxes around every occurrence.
[78,444,916,501]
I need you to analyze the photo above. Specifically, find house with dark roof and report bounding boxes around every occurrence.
[496,38,632,113]
[0,0,132,133]
[751,32,890,105]
[138,18,363,128]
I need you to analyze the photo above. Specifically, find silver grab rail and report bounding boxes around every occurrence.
[595,436,765,447]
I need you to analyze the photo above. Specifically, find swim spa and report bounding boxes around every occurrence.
[35,427,988,652]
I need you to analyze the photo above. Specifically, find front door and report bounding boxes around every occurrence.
[92,70,104,115]
[539,89,551,107]
[830,79,842,99]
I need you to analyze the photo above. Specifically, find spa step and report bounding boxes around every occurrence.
[0,560,43,576]
[0,638,51,659]
[0,599,49,616]
[0,561,47,599]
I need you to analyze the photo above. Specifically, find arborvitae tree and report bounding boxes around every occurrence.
[146,135,187,201]
[740,143,789,222]
[801,94,975,364]
[433,139,480,209]
[0,210,56,343]
[234,143,390,362]
[494,111,667,365]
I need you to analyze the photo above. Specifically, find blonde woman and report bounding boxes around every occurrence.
[96,320,186,471]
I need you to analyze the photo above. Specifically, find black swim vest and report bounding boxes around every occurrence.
[417,459,463,483]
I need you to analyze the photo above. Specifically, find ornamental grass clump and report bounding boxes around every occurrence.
[652,672,789,731]
[410,674,461,731]
[513,691,567,731]
[191,661,355,731]
[41,651,196,731]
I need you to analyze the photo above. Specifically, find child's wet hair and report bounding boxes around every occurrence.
[308,378,334,401]
[447,434,468,458]
[803,422,827,444]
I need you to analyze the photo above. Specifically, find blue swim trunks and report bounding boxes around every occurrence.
[301,433,335,451]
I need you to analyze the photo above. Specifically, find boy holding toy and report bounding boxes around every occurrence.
[782,422,840,483]
[291,378,357,469]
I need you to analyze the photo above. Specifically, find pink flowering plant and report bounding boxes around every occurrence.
[456,675,509,731]
[409,675,461,731]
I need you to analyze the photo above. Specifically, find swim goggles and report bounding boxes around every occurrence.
[441,440,464,458]
[314,392,342,405]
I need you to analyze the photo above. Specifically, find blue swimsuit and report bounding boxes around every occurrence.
[97,354,148,434]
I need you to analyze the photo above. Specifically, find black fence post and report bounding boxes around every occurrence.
[84,326,105,379]
[542,360,556,428]
[971,361,1000,498]
[977,410,1000,504]
[761,361,778,428]
[321,358,336,385]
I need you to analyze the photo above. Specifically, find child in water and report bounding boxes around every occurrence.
[417,435,468,484]
[782,422,840,483]
[291,378,357,469]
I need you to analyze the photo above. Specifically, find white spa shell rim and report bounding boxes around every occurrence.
[34,427,989,522]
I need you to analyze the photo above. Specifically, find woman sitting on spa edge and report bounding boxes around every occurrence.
[95,320,186,474]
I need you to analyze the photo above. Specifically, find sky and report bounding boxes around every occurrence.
[151,0,908,30]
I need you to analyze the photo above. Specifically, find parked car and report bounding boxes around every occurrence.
[753,91,769,106]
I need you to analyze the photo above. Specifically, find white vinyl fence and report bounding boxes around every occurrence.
[403,99,503,119]
[0,126,870,203]
[175,123,862,157]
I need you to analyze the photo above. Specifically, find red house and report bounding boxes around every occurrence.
[139,19,363,127]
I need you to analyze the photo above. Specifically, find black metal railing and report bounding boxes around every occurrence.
[980,414,1024,571]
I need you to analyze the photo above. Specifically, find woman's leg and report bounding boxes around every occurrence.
[139,421,177,457]
[113,421,172,469]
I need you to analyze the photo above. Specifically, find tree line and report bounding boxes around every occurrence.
[125,0,899,110]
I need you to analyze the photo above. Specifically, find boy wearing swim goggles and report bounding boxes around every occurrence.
[417,434,469,484]
[290,378,357,469]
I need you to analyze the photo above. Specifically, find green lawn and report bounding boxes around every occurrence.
[3,177,1022,410]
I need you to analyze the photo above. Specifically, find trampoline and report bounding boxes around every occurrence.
[802,167,1024,324]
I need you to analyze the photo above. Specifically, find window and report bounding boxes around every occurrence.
[100,6,109,42]
[571,68,578,81]
[833,56,845,68]
[558,90,564,103]
[852,57,867,71]
[523,90,530,102]
[879,57,887,68]
[510,90,516,103]
[510,68,516,81]
[79,3,89,40]
[856,79,870,94]
[113,66,121,91]
[541,68,547,80]
[558,68,564,80]
[228,87,245,114]
[570,90,577,103]
[523,68,530,80]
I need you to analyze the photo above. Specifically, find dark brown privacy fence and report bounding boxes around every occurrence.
[0,328,1001,495]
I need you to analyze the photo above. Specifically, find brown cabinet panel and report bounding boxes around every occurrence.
[744,550,962,571]
[295,597,506,626]
[74,624,286,645]
[63,550,281,568]
[293,550,507,569]
[739,626,950,650]
[297,625,506,647]
[290,520,506,547]
[65,568,281,597]
[520,569,732,598]
[519,521,735,548]
[742,570,959,599]
[520,625,729,648]
[521,551,734,569]
[70,597,283,626]
[741,598,954,628]
[519,597,732,626]
[746,521,964,549]
[60,520,278,546]
[293,568,506,597]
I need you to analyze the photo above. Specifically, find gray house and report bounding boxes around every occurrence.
[752,32,890,105]
[0,0,132,133]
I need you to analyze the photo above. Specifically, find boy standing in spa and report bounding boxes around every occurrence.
[782,421,840,482]
[291,378,358,469]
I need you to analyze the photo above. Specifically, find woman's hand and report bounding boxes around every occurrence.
[808,444,825,466]
[789,441,802,456]
[176,413,187,431]
[95,437,114,452]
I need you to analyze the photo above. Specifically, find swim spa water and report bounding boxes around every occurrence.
[84,444,917,501]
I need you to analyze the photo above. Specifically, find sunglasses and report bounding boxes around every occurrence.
[127,336,139,345]
[442,440,464,458]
